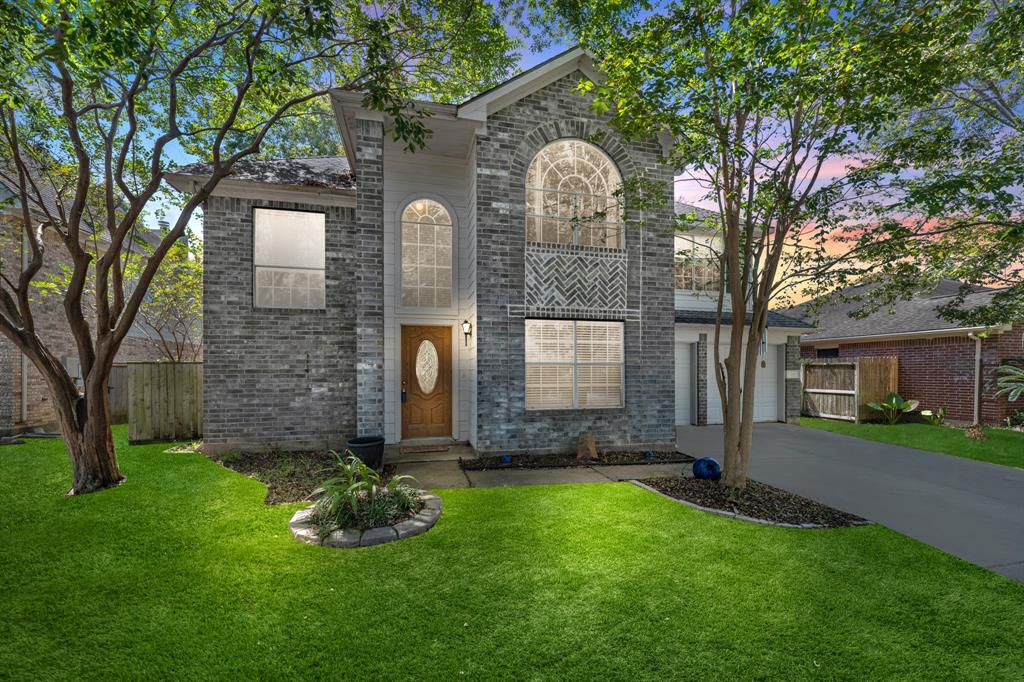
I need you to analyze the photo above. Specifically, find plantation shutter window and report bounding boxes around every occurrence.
[401,199,454,308]
[525,320,624,410]
[526,139,624,249]
[253,208,326,310]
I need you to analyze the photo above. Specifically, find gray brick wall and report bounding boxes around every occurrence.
[785,334,802,423]
[0,337,13,434]
[696,333,708,426]
[202,196,358,453]
[354,119,386,437]
[473,71,676,455]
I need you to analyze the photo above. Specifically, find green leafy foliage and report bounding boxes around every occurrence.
[995,364,1024,402]
[920,408,946,427]
[311,452,420,534]
[868,392,921,425]
[807,1,1023,326]
[558,0,975,489]
[0,0,518,492]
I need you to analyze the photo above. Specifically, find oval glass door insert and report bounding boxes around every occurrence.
[415,340,439,394]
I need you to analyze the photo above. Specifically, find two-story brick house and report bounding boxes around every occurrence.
[169,47,810,455]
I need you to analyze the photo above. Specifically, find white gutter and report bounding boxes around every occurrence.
[967,332,983,424]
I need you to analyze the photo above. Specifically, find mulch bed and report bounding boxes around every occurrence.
[209,450,397,504]
[642,476,867,528]
[460,450,693,471]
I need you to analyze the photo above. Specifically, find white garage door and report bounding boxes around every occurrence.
[674,341,692,425]
[707,344,780,424]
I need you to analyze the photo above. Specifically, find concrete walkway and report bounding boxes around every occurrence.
[678,423,1024,583]
[395,460,687,490]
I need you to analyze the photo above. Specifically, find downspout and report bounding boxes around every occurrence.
[20,231,28,425]
[967,332,982,425]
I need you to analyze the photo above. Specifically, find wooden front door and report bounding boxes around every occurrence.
[401,325,452,439]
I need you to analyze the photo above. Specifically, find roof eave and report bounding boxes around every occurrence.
[801,324,1013,345]
[163,172,356,207]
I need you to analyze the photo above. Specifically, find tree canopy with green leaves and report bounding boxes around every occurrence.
[558,0,980,491]
[823,1,1023,327]
[0,0,517,495]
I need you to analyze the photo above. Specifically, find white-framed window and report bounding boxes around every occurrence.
[525,319,624,410]
[675,256,721,291]
[253,208,326,309]
[401,199,453,308]
[675,242,721,292]
[526,139,624,249]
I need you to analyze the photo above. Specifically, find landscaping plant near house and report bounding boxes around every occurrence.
[868,392,920,425]
[995,364,1024,402]
[310,452,420,535]
[1005,410,1024,430]
[921,408,947,426]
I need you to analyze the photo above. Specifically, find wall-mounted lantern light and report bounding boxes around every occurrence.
[461,319,473,346]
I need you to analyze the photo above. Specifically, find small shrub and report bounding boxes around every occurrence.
[1004,410,1024,429]
[920,408,946,426]
[311,452,421,535]
[867,392,920,425]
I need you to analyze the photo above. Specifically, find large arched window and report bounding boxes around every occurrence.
[526,139,623,249]
[401,199,453,308]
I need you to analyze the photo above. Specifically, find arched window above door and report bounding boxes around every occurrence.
[401,199,453,308]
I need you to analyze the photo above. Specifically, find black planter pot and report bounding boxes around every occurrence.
[346,435,385,470]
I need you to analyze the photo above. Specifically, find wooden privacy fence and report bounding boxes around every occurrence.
[801,356,898,422]
[108,364,129,423]
[128,362,202,443]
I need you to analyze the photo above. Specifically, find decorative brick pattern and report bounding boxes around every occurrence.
[800,324,1024,424]
[524,244,628,315]
[354,119,386,437]
[473,71,676,454]
[202,195,358,452]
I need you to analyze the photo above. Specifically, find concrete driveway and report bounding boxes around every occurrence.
[677,423,1024,583]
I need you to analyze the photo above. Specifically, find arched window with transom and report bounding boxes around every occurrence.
[401,199,453,308]
[526,139,623,249]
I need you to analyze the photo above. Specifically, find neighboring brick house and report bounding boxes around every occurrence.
[0,174,165,433]
[168,47,810,455]
[788,281,1024,424]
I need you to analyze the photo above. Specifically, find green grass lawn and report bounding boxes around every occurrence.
[2,428,1023,680]
[801,417,1024,469]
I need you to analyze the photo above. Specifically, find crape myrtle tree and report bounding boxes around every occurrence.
[0,0,516,495]
[825,1,1023,327]
[557,0,977,492]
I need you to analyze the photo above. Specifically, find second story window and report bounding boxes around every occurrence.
[675,243,722,292]
[253,208,326,310]
[526,139,623,249]
[401,199,453,308]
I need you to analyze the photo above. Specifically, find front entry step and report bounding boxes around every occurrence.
[385,442,475,464]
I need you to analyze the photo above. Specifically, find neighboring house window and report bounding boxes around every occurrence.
[525,319,624,409]
[675,248,721,292]
[526,139,623,249]
[401,199,453,308]
[817,348,839,358]
[253,208,326,309]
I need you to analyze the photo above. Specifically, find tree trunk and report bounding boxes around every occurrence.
[51,373,123,496]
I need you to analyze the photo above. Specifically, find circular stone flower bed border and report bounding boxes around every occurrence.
[289,492,443,548]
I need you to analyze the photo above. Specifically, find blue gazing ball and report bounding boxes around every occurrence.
[643,450,655,460]
[692,457,722,481]
[500,454,513,465]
